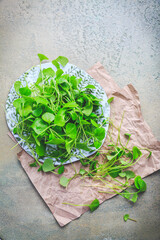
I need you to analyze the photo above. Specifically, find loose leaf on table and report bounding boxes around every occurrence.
[42,158,55,172]
[109,167,121,178]
[58,165,65,174]
[29,162,37,167]
[79,169,86,175]
[60,176,70,187]
[132,146,142,160]
[123,214,136,222]
[119,170,135,180]
[123,214,129,222]
[134,176,147,192]
[88,199,100,212]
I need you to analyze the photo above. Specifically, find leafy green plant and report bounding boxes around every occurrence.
[12,54,107,171]
[63,198,100,212]
[123,214,137,222]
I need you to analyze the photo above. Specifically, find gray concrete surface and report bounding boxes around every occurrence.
[0,0,160,240]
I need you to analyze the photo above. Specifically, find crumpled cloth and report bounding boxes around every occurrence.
[8,62,160,227]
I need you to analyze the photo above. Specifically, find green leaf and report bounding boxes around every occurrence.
[107,97,114,104]
[76,142,92,152]
[79,169,86,175]
[56,69,64,78]
[147,151,152,158]
[13,98,25,110]
[85,84,96,89]
[42,158,55,172]
[70,112,78,121]
[19,86,31,96]
[130,193,138,203]
[38,53,48,62]
[94,127,105,141]
[119,172,126,178]
[33,107,43,117]
[31,118,48,135]
[54,110,66,127]
[52,59,60,69]
[132,146,142,160]
[14,81,21,93]
[36,142,46,157]
[134,176,147,192]
[123,191,131,200]
[70,76,82,89]
[65,140,72,154]
[29,162,37,167]
[123,214,129,222]
[35,96,49,105]
[36,71,42,85]
[94,141,102,149]
[43,68,55,78]
[83,102,93,116]
[66,123,77,139]
[38,165,43,172]
[19,104,32,117]
[60,176,69,187]
[58,165,65,174]
[109,167,121,178]
[91,119,99,128]
[124,170,135,180]
[89,199,99,212]
[124,133,131,138]
[42,112,55,124]
[45,137,65,145]
[63,102,78,108]
[56,56,69,67]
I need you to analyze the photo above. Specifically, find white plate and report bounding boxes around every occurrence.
[6,63,110,165]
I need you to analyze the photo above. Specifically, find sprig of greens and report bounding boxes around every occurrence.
[61,114,151,210]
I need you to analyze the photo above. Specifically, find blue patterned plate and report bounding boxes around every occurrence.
[6,63,110,165]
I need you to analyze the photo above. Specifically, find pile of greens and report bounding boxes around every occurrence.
[12,54,107,171]
[62,115,151,211]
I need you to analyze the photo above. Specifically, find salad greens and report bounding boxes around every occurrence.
[62,115,151,211]
[11,54,151,216]
[12,54,107,171]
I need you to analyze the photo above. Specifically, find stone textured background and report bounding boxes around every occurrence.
[0,0,160,240]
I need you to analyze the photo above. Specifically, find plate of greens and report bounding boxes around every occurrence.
[6,54,110,165]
